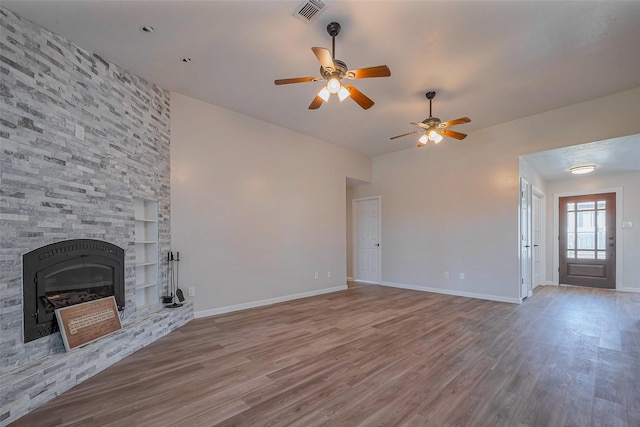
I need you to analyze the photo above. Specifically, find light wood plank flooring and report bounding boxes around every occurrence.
[10,284,640,427]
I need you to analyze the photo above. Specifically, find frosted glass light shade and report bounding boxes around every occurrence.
[338,85,350,101]
[318,87,330,102]
[327,77,341,94]
[570,165,596,174]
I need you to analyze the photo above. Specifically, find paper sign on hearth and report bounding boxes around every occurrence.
[55,296,122,351]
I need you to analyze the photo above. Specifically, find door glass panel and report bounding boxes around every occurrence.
[597,251,606,260]
[597,200,606,209]
[577,211,595,249]
[577,201,595,210]
[567,250,575,259]
[567,202,575,212]
[577,251,595,259]
[567,212,575,249]
[597,211,606,249]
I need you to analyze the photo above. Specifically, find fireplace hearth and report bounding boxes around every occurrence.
[23,239,125,343]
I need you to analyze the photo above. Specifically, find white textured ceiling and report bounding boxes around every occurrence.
[522,135,640,181]
[3,0,640,158]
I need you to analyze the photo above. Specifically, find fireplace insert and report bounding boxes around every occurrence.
[23,239,125,343]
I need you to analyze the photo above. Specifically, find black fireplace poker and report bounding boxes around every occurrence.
[165,250,184,308]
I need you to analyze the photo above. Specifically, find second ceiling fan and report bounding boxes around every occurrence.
[390,91,471,147]
[275,22,391,110]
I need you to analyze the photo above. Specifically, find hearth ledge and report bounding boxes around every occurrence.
[0,302,193,427]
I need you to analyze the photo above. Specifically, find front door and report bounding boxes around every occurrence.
[559,192,616,288]
[354,197,381,283]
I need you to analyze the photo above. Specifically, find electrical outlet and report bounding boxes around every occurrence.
[327,271,331,278]
[444,271,449,279]
[188,287,195,297]
[314,272,319,279]
[459,273,465,280]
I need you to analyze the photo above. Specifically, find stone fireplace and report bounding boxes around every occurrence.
[0,7,193,426]
[22,239,125,343]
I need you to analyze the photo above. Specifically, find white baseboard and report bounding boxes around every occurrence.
[544,281,557,286]
[619,287,640,293]
[380,281,522,304]
[354,279,379,285]
[346,276,354,281]
[194,285,348,319]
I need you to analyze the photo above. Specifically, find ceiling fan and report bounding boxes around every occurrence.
[390,91,471,147]
[274,22,391,110]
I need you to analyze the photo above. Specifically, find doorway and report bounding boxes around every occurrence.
[559,192,616,289]
[352,196,381,284]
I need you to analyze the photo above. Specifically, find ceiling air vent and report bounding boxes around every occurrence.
[293,0,326,23]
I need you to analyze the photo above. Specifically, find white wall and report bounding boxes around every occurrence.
[350,87,640,302]
[545,171,640,291]
[519,156,546,193]
[170,92,371,314]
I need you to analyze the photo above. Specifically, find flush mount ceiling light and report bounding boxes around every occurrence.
[570,165,596,174]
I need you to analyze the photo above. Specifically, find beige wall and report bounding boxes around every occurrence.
[545,171,640,291]
[170,92,371,314]
[350,87,640,301]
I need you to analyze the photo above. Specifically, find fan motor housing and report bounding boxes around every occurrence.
[422,117,441,127]
[320,59,348,79]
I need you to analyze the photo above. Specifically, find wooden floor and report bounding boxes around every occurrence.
[10,284,640,427]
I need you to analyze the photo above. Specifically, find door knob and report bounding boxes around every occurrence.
[375,243,380,247]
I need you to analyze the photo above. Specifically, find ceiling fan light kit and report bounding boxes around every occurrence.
[274,22,391,110]
[390,91,471,148]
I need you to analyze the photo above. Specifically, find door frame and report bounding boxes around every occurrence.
[553,187,623,289]
[519,177,532,300]
[352,196,382,284]
[532,186,546,292]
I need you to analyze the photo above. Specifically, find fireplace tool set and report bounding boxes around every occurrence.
[164,251,185,308]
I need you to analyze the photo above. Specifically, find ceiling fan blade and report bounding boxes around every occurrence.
[441,117,471,127]
[308,95,324,110]
[348,65,391,79]
[274,76,321,85]
[389,130,419,140]
[440,129,468,140]
[311,47,335,72]
[410,122,429,129]
[343,84,374,110]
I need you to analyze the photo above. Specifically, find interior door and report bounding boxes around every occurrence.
[559,193,616,288]
[354,197,380,283]
[520,178,531,299]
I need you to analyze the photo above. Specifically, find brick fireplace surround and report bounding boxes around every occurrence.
[0,8,193,425]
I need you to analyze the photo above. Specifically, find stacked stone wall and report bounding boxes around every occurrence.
[0,8,191,425]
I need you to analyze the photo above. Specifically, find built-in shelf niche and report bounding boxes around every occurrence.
[134,199,159,308]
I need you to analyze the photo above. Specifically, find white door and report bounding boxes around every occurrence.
[520,178,532,299]
[353,197,381,283]
[532,190,544,290]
